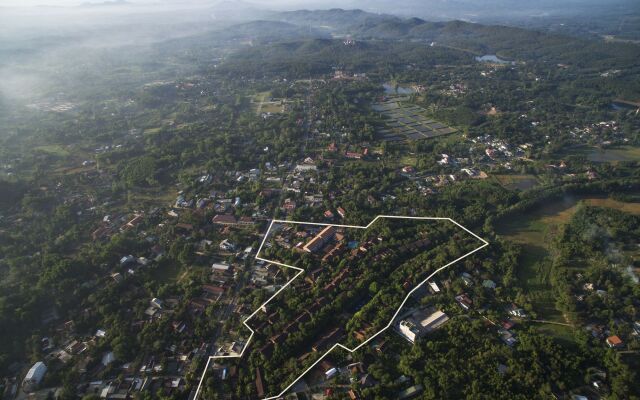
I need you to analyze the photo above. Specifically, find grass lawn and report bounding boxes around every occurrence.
[34,144,71,157]
[127,187,178,208]
[493,174,539,191]
[251,91,284,115]
[533,322,577,347]
[582,197,640,214]
[149,263,183,283]
[399,155,417,166]
[144,127,162,135]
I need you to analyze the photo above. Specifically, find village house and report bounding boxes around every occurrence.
[606,335,623,349]
[212,214,237,226]
[454,293,472,310]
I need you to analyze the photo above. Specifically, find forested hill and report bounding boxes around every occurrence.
[265,9,640,70]
[217,39,472,78]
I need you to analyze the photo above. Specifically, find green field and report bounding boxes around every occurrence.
[126,187,178,208]
[34,144,71,157]
[493,174,539,190]
[252,91,285,115]
[587,146,640,162]
[497,194,640,329]
[561,145,640,163]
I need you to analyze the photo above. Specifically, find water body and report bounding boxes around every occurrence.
[475,54,513,65]
[383,83,414,95]
[611,101,639,111]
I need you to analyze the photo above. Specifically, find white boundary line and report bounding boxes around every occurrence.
[193,215,488,399]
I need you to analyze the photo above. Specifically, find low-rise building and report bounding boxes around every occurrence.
[23,362,46,392]
[303,226,336,253]
[397,308,449,343]
[606,335,623,348]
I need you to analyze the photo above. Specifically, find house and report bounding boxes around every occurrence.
[65,340,87,355]
[175,223,194,232]
[212,214,237,226]
[460,272,473,286]
[92,226,111,241]
[501,320,516,330]
[151,298,164,309]
[337,207,346,218]
[398,320,421,343]
[22,362,46,392]
[202,285,225,297]
[499,329,517,346]
[507,304,527,318]
[294,164,317,172]
[455,294,472,310]
[101,351,116,366]
[312,327,343,352]
[122,214,144,231]
[606,335,623,348]
[427,281,440,293]
[283,198,296,211]
[120,255,136,267]
[322,242,344,263]
[237,216,255,226]
[219,239,235,252]
[325,367,338,380]
[398,384,423,400]
[303,226,336,253]
[211,263,231,273]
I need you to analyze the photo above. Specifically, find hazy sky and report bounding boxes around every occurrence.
[0,0,306,6]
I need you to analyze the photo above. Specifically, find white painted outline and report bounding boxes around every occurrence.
[194,215,488,399]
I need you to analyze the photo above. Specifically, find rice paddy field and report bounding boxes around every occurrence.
[373,101,456,142]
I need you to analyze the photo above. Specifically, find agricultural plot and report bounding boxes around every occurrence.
[373,101,457,142]
[251,91,286,115]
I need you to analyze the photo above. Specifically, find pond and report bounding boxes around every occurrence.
[475,54,513,65]
[382,83,414,95]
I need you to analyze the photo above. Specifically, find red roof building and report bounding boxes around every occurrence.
[303,226,336,253]
[606,335,623,348]
[212,214,237,225]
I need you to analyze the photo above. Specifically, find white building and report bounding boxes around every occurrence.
[212,262,231,272]
[219,239,236,252]
[23,362,46,392]
[398,320,421,343]
[397,308,449,344]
